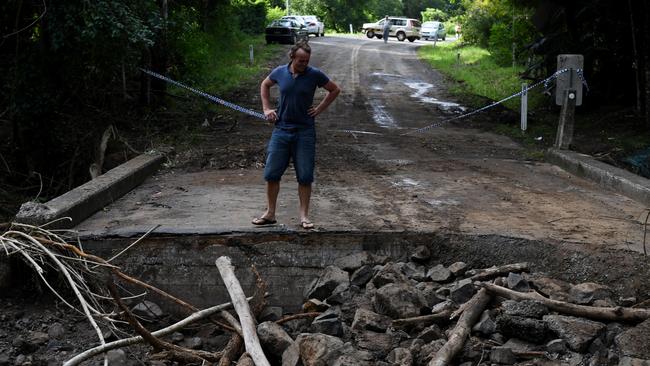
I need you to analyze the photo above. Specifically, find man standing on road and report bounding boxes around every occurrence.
[254,40,340,229]
[382,16,391,43]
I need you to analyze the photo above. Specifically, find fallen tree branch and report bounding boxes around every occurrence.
[276,312,321,325]
[216,256,270,366]
[64,298,245,366]
[107,279,218,363]
[35,235,237,333]
[480,282,650,322]
[392,310,454,328]
[428,288,492,366]
[468,262,529,281]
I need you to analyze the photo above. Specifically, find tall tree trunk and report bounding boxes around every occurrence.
[641,1,650,126]
[628,0,641,115]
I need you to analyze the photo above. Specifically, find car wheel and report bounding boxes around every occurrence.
[397,32,406,41]
[366,30,374,38]
[442,36,446,41]
[321,32,324,37]
[407,37,415,42]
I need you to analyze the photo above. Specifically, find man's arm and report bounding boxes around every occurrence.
[308,80,341,117]
[260,76,277,122]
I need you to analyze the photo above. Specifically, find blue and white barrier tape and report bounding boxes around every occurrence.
[140,68,267,121]
[141,67,588,136]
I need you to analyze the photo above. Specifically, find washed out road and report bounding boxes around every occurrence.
[78,36,646,253]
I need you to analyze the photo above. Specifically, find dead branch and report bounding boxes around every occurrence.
[215,256,271,366]
[428,288,492,366]
[275,312,321,325]
[219,263,268,366]
[34,235,237,333]
[107,280,219,363]
[392,310,454,328]
[219,335,244,366]
[220,310,244,337]
[64,297,242,366]
[480,282,650,322]
[468,262,530,281]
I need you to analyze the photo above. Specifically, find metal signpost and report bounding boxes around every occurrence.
[554,54,584,149]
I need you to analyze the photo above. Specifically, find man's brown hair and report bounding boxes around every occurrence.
[289,40,311,58]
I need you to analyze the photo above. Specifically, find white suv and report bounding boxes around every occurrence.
[362,17,421,42]
[302,15,325,37]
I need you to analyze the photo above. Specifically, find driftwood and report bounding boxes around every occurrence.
[392,310,454,328]
[215,256,271,366]
[480,282,650,322]
[428,288,492,366]
[468,262,529,281]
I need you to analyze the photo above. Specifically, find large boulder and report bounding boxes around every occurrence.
[569,282,613,305]
[334,252,388,272]
[351,308,391,333]
[615,319,650,359]
[501,300,549,319]
[371,263,410,288]
[544,315,606,352]
[257,321,294,356]
[496,314,551,343]
[304,266,349,300]
[373,282,427,319]
[295,333,345,365]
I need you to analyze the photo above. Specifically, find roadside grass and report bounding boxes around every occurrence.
[418,41,545,111]
[418,41,560,158]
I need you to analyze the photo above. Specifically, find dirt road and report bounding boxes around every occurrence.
[78,36,646,253]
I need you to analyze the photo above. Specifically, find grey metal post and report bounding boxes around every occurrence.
[249,45,254,65]
[520,83,528,131]
[555,89,577,149]
[554,54,583,149]
[349,24,353,34]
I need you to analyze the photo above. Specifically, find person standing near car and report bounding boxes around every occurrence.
[382,15,391,43]
[254,40,340,229]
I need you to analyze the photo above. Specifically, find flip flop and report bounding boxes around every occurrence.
[301,220,315,229]
[252,217,277,225]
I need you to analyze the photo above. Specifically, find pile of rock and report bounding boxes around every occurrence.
[256,248,650,366]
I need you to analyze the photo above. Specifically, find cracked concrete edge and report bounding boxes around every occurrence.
[547,148,650,206]
[15,153,166,229]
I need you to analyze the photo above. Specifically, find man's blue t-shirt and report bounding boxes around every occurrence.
[269,63,329,129]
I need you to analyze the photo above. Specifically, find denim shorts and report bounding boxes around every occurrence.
[264,127,316,184]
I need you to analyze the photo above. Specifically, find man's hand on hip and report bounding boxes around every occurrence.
[264,108,278,124]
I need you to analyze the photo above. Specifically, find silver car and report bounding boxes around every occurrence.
[421,21,446,41]
[302,15,325,37]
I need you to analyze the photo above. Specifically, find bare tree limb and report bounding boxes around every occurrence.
[216,256,271,366]
[392,310,454,328]
[107,279,218,363]
[480,282,650,322]
[275,312,321,325]
[64,297,241,366]
[468,262,529,281]
[428,288,492,366]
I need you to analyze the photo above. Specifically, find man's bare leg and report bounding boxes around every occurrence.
[298,183,313,228]
[253,181,279,224]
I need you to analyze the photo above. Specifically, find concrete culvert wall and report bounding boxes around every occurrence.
[81,231,650,314]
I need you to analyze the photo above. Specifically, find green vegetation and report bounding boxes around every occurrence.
[418,42,545,111]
